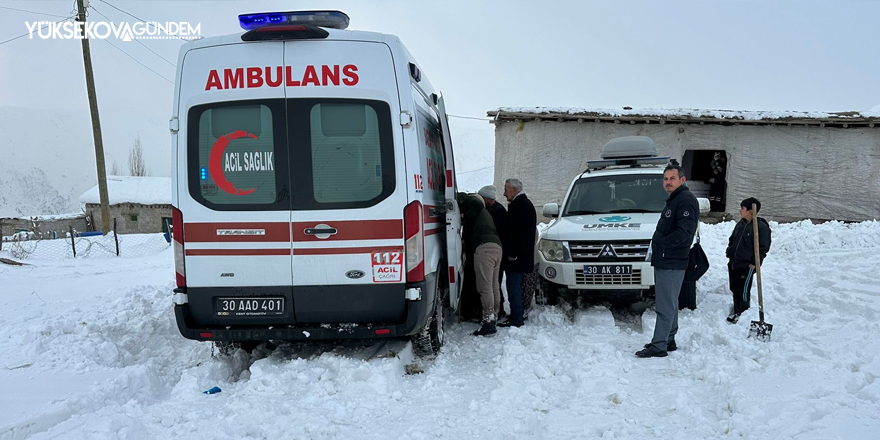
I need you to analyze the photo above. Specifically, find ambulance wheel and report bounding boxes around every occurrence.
[215,340,260,356]
[412,292,444,358]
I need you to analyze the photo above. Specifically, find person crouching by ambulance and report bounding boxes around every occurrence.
[724,197,772,324]
[457,193,503,337]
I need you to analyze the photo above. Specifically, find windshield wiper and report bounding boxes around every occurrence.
[564,210,602,215]
[606,208,656,213]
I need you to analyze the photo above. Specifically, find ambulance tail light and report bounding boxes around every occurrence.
[404,201,425,283]
[172,207,186,287]
[239,10,349,31]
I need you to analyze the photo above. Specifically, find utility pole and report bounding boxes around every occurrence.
[77,0,111,234]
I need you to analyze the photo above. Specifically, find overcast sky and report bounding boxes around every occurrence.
[1,0,879,175]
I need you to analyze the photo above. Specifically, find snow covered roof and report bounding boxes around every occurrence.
[79,176,171,206]
[489,107,880,127]
[1,212,85,221]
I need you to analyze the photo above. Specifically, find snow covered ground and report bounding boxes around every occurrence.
[1,220,879,439]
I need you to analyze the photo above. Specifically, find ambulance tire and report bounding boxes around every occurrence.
[215,340,260,356]
[412,287,444,358]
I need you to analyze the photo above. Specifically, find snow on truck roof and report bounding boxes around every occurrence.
[79,176,171,206]
[488,107,880,127]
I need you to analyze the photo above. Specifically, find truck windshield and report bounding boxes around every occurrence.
[562,174,668,216]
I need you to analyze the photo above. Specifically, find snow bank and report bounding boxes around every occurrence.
[1,221,879,439]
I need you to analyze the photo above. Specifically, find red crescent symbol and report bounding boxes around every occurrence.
[208,130,259,196]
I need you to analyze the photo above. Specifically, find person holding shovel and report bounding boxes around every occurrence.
[725,197,772,324]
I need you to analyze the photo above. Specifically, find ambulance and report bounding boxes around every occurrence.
[169,11,462,357]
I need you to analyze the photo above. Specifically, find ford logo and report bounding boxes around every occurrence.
[345,270,365,279]
[599,215,632,223]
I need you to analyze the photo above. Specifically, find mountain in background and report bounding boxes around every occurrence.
[0,106,169,218]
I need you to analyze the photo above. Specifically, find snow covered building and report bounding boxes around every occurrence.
[79,176,172,234]
[487,107,880,222]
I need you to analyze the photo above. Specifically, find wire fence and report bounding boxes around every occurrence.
[5,232,171,260]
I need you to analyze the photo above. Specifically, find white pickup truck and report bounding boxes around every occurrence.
[537,136,708,304]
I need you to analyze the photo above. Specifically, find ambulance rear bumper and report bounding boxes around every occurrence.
[173,282,431,342]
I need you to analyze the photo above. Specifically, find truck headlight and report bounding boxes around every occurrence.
[539,239,565,262]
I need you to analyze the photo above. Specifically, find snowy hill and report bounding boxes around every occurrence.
[0,106,169,218]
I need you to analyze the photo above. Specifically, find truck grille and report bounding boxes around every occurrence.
[575,268,643,285]
[569,240,650,262]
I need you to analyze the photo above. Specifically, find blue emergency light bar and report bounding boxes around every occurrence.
[239,10,350,31]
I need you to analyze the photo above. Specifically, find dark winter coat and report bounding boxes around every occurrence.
[725,217,771,270]
[651,185,699,270]
[503,193,537,273]
[486,201,508,237]
[487,201,508,260]
[458,194,501,255]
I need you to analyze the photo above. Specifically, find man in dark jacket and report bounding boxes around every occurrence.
[725,197,771,323]
[498,178,536,328]
[457,193,503,337]
[479,184,507,316]
[636,161,699,358]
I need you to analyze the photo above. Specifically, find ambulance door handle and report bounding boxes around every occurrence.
[304,227,338,236]
[429,207,445,217]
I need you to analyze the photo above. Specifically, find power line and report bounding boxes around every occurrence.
[449,114,491,121]
[97,0,188,41]
[89,5,176,67]
[0,15,75,46]
[94,34,174,85]
[0,6,70,19]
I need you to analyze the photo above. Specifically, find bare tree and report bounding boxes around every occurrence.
[128,135,148,177]
[110,158,120,176]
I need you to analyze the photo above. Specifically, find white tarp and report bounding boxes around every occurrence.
[492,120,880,222]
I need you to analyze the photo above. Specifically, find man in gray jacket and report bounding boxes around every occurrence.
[636,160,699,358]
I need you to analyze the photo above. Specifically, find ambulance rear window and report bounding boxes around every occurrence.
[309,103,382,203]
[189,102,285,209]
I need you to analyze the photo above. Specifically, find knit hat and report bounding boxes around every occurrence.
[477,185,496,199]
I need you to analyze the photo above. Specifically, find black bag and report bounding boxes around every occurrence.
[679,279,696,311]
[683,241,709,283]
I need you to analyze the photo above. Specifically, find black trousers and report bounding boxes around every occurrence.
[728,266,755,315]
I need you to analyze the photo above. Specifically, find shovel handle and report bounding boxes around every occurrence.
[752,203,765,322]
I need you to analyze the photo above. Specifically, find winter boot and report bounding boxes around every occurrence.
[644,339,676,352]
[635,344,668,358]
[473,321,497,337]
[726,312,741,324]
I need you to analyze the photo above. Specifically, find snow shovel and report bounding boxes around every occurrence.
[748,203,773,341]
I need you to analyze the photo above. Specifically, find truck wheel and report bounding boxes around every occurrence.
[412,292,444,358]
[537,278,560,306]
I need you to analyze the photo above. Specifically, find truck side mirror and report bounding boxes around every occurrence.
[697,198,710,214]
[542,203,559,218]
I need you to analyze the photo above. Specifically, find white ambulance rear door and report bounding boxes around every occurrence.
[282,40,407,289]
[176,41,292,288]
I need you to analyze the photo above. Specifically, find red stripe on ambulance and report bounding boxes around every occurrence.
[205,64,358,90]
[291,220,403,242]
[184,222,291,242]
